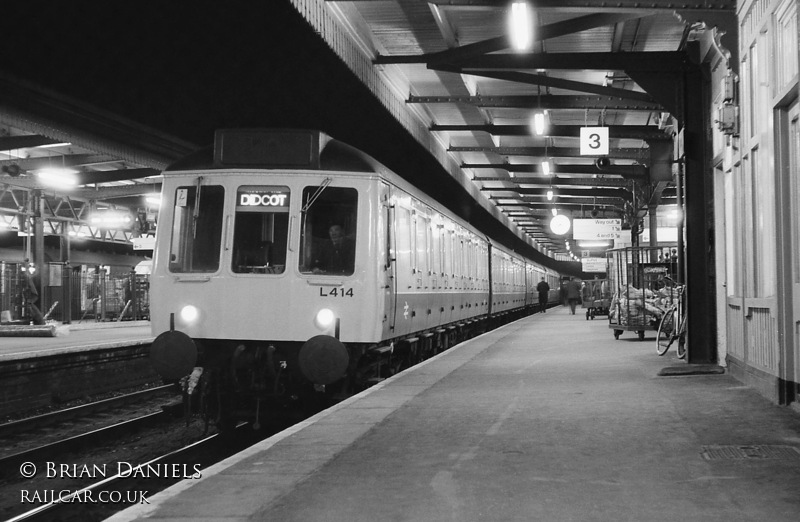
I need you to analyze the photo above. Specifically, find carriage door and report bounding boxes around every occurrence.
[382,183,397,334]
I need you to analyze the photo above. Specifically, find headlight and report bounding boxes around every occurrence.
[180,305,200,324]
[314,308,335,330]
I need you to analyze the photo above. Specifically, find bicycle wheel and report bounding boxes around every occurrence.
[676,316,687,359]
[656,308,676,356]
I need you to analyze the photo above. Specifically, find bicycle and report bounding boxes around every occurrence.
[656,277,687,359]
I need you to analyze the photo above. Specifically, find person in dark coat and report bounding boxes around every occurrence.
[536,277,550,313]
[565,277,582,315]
[312,224,355,275]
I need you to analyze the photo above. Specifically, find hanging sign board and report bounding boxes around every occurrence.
[573,218,622,240]
[581,258,607,273]
[133,237,156,250]
[580,127,609,155]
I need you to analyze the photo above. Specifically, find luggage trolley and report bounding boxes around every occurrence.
[581,278,610,320]
[607,246,677,340]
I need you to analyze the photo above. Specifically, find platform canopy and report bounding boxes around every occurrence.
[291,0,735,260]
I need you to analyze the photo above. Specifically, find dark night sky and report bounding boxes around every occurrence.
[3,2,383,146]
[0,1,448,198]
[0,0,570,272]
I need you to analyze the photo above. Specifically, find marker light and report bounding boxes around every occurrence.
[314,308,336,330]
[180,305,199,324]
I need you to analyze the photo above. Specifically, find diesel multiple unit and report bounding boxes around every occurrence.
[149,129,561,428]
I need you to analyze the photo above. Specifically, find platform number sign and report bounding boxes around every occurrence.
[580,127,609,156]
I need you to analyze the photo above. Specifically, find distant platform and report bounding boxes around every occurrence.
[0,321,153,361]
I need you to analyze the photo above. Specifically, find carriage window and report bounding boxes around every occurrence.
[299,186,358,275]
[169,185,224,273]
[232,186,290,274]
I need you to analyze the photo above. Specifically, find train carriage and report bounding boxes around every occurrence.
[150,129,562,427]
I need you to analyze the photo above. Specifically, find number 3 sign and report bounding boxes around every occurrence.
[580,127,609,155]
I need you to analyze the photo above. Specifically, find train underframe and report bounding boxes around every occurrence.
[180,306,538,433]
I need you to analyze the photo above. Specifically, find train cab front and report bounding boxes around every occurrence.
[147,130,380,427]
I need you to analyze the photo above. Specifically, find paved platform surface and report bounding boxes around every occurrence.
[110,308,800,522]
[0,321,152,360]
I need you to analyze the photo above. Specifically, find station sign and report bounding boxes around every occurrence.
[580,127,609,155]
[236,186,290,212]
[573,218,622,240]
[132,236,155,251]
[581,257,607,273]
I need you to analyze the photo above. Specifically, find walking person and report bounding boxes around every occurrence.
[565,277,582,315]
[536,277,550,313]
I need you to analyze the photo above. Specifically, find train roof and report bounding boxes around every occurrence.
[164,129,387,174]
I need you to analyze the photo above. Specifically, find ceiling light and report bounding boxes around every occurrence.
[577,240,612,248]
[37,168,78,189]
[541,160,551,176]
[508,1,534,51]
[532,112,546,135]
[89,210,135,229]
[546,189,553,201]
[551,208,558,217]
[146,195,161,206]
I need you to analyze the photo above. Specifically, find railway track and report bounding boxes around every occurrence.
[0,385,181,479]
[6,423,270,522]
[0,411,173,480]
[0,384,176,437]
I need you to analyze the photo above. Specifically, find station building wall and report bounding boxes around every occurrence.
[714,0,798,405]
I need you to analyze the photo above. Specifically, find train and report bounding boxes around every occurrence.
[149,129,562,428]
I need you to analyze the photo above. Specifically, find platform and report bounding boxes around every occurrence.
[110,308,800,522]
[0,321,153,361]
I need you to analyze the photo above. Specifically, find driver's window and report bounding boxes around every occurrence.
[299,187,358,275]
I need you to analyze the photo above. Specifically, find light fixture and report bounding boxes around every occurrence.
[551,208,558,217]
[541,160,551,176]
[550,214,571,235]
[532,112,546,135]
[146,195,161,206]
[37,168,78,189]
[89,210,135,229]
[546,188,554,201]
[577,240,612,248]
[508,1,534,51]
